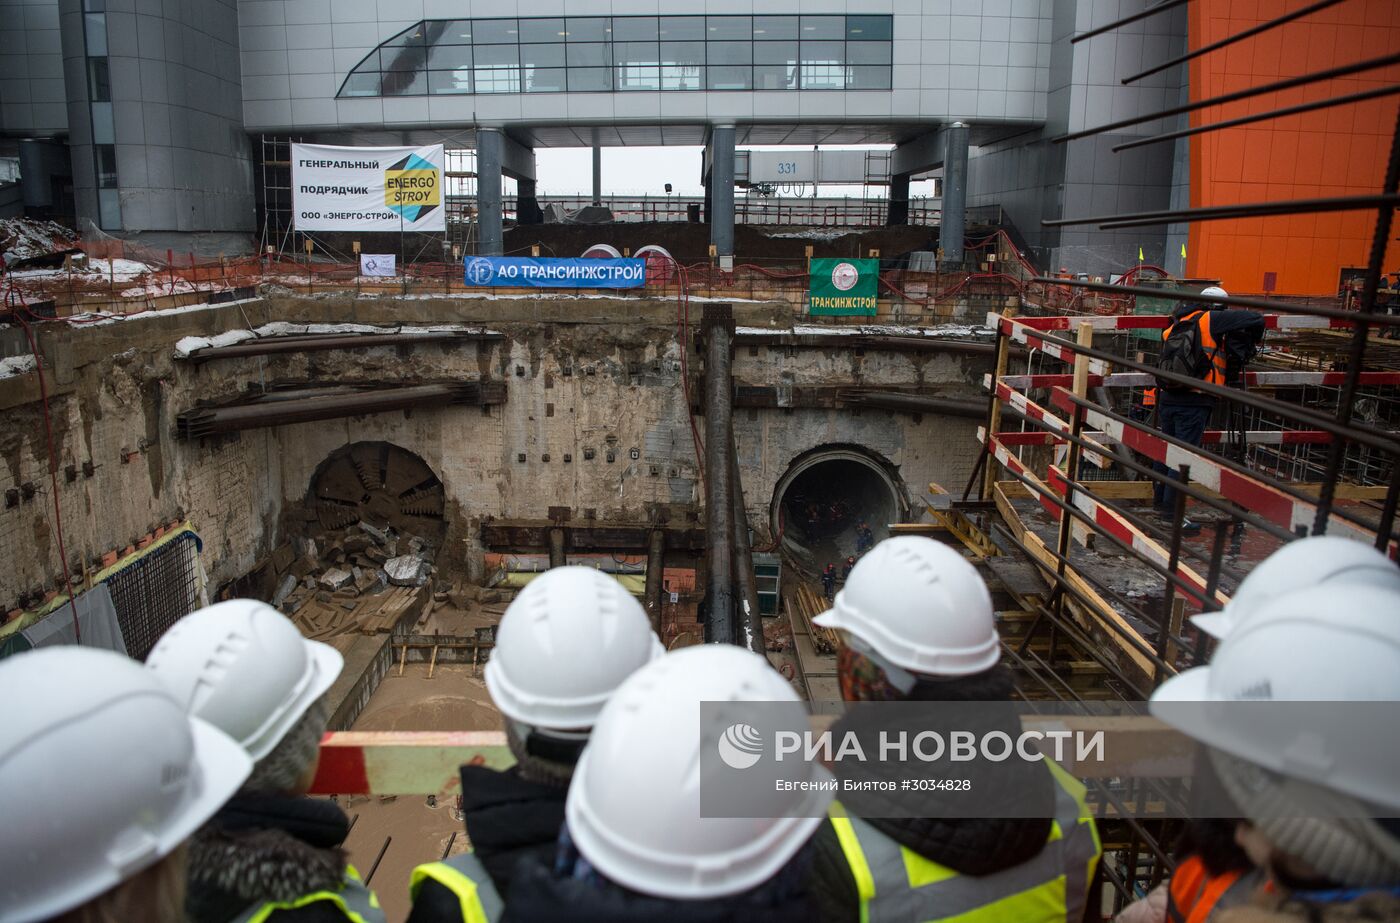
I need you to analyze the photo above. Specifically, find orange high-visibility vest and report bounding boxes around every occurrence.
[1178,310,1228,387]
[1166,855,1260,923]
[1142,387,1157,407]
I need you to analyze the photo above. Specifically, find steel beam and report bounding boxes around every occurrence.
[732,331,1023,359]
[480,520,705,554]
[179,331,502,362]
[175,381,505,438]
[644,529,666,634]
[703,304,735,645]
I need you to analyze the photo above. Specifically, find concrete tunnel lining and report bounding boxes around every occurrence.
[770,446,909,574]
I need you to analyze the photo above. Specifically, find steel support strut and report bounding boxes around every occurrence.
[702,304,736,644]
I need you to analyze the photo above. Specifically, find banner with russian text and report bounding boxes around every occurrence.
[463,256,646,289]
[809,258,878,316]
[291,143,445,232]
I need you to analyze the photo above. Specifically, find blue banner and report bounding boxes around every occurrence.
[462,256,646,289]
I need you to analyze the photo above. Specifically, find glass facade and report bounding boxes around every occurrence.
[338,15,893,97]
[82,0,120,229]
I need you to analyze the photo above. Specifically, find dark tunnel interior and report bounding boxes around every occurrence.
[777,458,899,578]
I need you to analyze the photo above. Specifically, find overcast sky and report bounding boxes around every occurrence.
[531,146,936,199]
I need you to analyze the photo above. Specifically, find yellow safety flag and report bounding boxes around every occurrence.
[1180,243,1187,259]
[1138,246,1145,262]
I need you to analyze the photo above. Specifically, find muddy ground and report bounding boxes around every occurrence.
[340,662,502,921]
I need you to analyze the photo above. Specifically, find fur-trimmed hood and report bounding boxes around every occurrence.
[186,794,351,923]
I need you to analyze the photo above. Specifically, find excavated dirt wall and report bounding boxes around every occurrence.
[0,293,989,612]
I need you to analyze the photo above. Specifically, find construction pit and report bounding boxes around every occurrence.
[3,277,1397,919]
[0,287,999,914]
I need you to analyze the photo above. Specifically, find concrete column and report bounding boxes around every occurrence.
[517,177,542,225]
[548,527,566,569]
[476,128,504,256]
[644,529,666,634]
[702,303,735,645]
[940,122,970,269]
[886,172,911,226]
[591,146,602,206]
[709,126,736,263]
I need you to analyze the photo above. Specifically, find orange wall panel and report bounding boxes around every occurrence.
[1186,0,1400,295]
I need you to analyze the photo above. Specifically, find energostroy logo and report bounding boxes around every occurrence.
[384,152,440,222]
[718,723,764,769]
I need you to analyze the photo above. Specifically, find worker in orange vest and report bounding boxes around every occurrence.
[1113,819,1263,923]
[1153,287,1264,528]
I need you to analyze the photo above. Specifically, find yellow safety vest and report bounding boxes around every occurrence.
[409,851,503,923]
[828,760,1101,923]
[232,864,386,923]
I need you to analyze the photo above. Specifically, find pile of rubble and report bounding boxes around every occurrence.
[271,520,440,616]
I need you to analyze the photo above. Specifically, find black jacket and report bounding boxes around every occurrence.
[1161,303,1266,407]
[186,794,359,923]
[406,764,568,922]
[500,845,819,923]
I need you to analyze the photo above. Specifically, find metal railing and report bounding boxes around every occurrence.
[968,1,1400,911]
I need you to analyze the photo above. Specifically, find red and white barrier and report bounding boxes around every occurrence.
[978,430,1226,604]
[996,371,1400,389]
[992,379,1112,467]
[994,316,1111,375]
[1047,387,1395,554]
[309,731,512,796]
[995,312,1359,333]
[992,429,1334,447]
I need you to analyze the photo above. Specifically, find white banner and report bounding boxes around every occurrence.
[292,143,446,232]
[359,254,396,277]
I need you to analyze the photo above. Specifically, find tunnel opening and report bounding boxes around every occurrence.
[306,441,447,545]
[771,447,906,578]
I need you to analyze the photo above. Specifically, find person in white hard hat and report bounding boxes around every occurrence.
[0,647,251,923]
[1153,284,1264,530]
[1151,583,1400,921]
[500,644,832,922]
[406,566,662,921]
[1192,534,1400,641]
[807,535,1102,923]
[146,599,405,923]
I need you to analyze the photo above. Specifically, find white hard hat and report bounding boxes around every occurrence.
[1200,285,1228,299]
[0,647,250,923]
[814,535,999,676]
[146,599,344,761]
[485,566,663,730]
[1194,535,1400,639]
[566,645,831,899]
[1151,584,1400,810]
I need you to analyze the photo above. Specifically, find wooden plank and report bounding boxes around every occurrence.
[984,557,1050,598]
[994,484,1156,687]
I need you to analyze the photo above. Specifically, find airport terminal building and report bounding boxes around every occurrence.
[2,0,1394,290]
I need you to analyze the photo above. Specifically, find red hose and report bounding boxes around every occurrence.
[4,280,81,641]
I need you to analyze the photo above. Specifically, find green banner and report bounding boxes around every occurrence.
[809,258,879,316]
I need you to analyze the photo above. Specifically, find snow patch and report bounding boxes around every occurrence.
[66,297,262,328]
[737,323,992,338]
[173,321,503,357]
[759,228,854,241]
[0,354,37,380]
